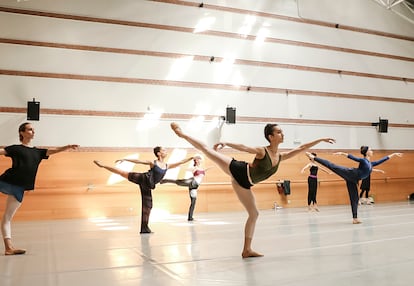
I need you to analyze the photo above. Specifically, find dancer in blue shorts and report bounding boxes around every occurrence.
[0,122,79,255]
[171,122,335,258]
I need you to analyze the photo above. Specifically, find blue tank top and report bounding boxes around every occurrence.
[147,162,167,189]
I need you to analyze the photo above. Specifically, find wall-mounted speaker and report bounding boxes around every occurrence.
[226,107,236,124]
[27,101,40,121]
[378,119,388,133]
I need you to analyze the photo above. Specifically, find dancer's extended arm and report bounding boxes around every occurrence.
[46,144,79,156]
[319,165,332,174]
[115,158,153,166]
[388,152,403,159]
[282,138,335,160]
[300,163,312,173]
[168,156,195,169]
[372,168,385,174]
[334,152,364,163]
[214,142,266,158]
[372,152,403,167]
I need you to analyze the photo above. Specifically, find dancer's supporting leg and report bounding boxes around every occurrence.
[346,181,361,224]
[161,178,198,221]
[138,185,153,233]
[171,122,262,258]
[188,188,197,221]
[94,160,153,233]
[2,195,25,255]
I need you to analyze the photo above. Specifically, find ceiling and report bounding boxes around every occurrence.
[373,0,414,24]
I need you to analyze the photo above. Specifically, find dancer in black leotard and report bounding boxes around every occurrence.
[359,168,384,205]
[0,122,79,255]
[306,147,402,224]
[94,147,193,233]
[301,153,331,212]
[161,155,211,221]
[170,122,335,258]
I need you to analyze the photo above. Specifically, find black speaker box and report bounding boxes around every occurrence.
[378,119,388,133]
[226,107,236,124]
[27,101,40,121]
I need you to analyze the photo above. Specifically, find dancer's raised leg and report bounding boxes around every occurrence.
[160,178,192,187]
[171,122,232,176]
[93,160,129,179]
[305,152,357,183]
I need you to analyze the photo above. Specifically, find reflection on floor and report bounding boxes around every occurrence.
[1,202,414,286]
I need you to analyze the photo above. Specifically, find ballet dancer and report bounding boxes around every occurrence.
[93,147,193,233]
[0,122,79,255]
[301,153,331,212]
[306,147,402,224]
[359,168,385,205]
[170,122,335,258]
[161,155,211,221]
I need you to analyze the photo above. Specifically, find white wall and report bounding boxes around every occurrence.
[0,0,413,149]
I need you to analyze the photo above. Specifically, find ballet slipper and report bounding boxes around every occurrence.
[353,219,362,224]
[242,250,264,258]
[5,248,26,255]
[170,122,183,137]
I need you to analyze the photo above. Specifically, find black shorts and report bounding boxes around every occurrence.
[128,172,151,188]
[229,159,253,189]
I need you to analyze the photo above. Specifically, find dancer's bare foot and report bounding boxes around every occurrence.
[305,152,315,162]
[170,122,184,137]
[93,160,103,168]
[5,248,26,255]
[242,250,264,258]
[353,219,362,224]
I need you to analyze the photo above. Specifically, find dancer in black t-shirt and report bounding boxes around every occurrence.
[0,122,79,255]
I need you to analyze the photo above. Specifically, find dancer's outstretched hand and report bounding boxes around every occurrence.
[323,138,336,144]
[214,143,225,151]
[389,152,403,158]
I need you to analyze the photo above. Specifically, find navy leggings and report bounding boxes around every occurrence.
[314,157,361,218]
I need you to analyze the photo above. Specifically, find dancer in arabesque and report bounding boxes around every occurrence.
[170,122,335,258]
[94,147,193,233]
[306,147,402,224]
[161,155,212,221]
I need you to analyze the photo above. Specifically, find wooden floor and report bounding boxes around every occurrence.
[1,202,414,286]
